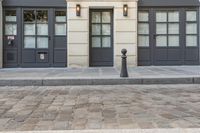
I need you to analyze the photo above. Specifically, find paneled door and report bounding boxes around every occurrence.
[89,9,113,67]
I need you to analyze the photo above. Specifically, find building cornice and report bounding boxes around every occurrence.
[66,0,138,2]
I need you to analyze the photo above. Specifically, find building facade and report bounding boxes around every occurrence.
[0,0,199,68]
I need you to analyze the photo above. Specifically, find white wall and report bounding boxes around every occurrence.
[67,0,138,68]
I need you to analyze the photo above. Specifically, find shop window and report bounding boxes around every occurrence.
[5,10,17,35]
[186,11,198,47]
[138,11,149,47]
[55,11,66,36]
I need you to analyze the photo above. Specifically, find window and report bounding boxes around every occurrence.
[186,11,198,47]
[24,10,48,49]
[91,11,112,48]
[5,10,17,35]
[55,11,66,35]
[156,11,180,47]
[138,11,149,47]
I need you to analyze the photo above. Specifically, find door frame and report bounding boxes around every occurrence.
[89,8,114,67]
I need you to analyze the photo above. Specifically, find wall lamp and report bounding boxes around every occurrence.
[76,4,81,16]
[123,4,128,17]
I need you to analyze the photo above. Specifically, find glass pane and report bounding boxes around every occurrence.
[156,24,167,34]
[102,37,111,48]
[5,10,16,22]
[156,36,167,47]
[24,24,35,35]
[55,24,66,35]
[55,11,66,22]
[138,12,149,22]
[168,11,179,22]
[102,24,111,35]
[37,37,48,48]
[5,24,17,35]
[37,10,48,23]
[102,12,111,23]
[92,37,101,48]
[156,12,167,22]
[37,24,48,35]
[168,23,179,34]
[168,36,179,47]
[92,12,101,23]
[186,11,197,21]
[24,37,35,48]
[186,23,197,34]
[92,24,101,35]
[138,36,149,47]
[186,35,197,47]
[24,10,35,22]
[138,23,149,34]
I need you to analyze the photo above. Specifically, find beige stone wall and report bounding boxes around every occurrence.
[67,0,138,67]
[0,0,3,68]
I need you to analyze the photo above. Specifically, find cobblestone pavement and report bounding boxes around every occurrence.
[0,85,200,131]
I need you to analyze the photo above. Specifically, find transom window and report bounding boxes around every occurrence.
[23,10,48,49]
[156,11,180,47]
[5,10,17,35]
[91,11,112,48]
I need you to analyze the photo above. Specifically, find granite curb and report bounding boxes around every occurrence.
[0,77,199,86]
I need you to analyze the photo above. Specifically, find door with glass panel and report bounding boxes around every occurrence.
[154,10,182,65]
[138,9,199,66]
[89,9,113,66]
[22,9,50,67]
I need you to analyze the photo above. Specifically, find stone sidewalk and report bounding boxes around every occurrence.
[0,85,200,131]
[0,66,199,86]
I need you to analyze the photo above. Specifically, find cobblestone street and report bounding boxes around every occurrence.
[0,85,200,131]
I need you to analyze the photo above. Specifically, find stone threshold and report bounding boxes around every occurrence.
[1,129,200,133]
[0,77,199,86]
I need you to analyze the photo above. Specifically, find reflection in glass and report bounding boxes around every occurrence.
[186,11,197,21]
[168,36,179,47]
[56,11,66,22]
[156,12,167,22]
[156,36,167,47]
[156,24,167,34]
[138,36,149,47]
[37,37,48,48]
[138,23,149,34]
[102,24,111,35]
[92,37,101,48]
[24,24,35,35]
[92,24,101,35]
[168,11,179,22]
[55,24,66,35]
[37,11,48,23]
[24,37,35,48]
[37,24,48,35]
[102,37,111,48]
[186,23,197,34]
[24,10,35,22]
[5,10,16,22]
[92,12,101,23]
[168,24,179,34]
[102,12,111,23]
[186,35,197,47]
[138,12,149,22]
[5,24,17,35]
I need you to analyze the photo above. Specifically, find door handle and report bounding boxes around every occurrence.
[48,36,51,40]
[153,34,157,39]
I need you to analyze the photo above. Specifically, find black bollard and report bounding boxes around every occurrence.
[120,49,128,77]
